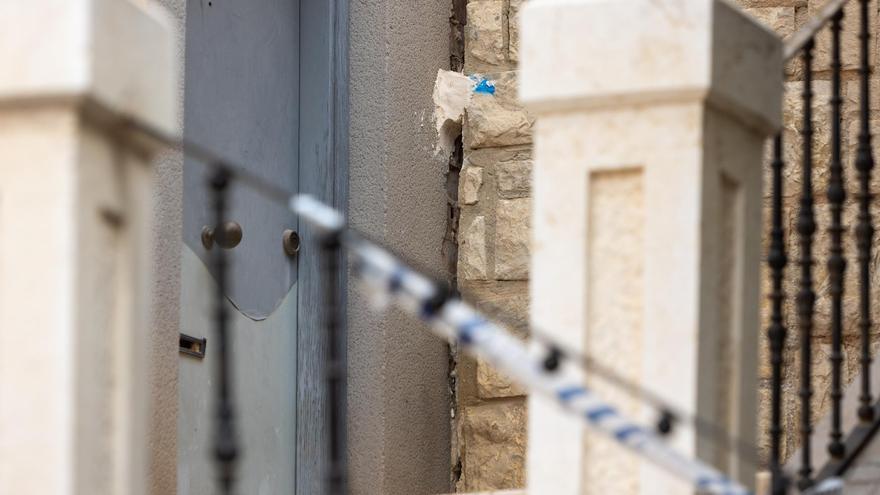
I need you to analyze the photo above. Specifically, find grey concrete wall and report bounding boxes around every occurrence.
[348,1,453,494]
[148,1,184,494]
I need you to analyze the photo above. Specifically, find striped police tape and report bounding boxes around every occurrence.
[291,194,843,495]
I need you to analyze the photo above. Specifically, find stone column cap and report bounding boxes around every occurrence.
[519,0,782,133]
[0,0,178,135]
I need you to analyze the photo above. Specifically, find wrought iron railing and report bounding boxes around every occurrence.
[767,0,877,492]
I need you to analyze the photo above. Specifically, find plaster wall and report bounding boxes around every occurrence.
[146,1,185,493]
[348,1,454,493]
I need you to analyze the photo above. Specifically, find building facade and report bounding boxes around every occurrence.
[5,0,880,494]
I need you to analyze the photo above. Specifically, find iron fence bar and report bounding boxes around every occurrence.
[827,10,847,461]
[768,133,789,495]
[817,400,880,480]
[855,0,876,425]
[320,227,348,495]
[797,38,817,491]
[209,168,240,495]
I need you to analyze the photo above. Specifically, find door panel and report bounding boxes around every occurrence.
[179,0,302,494]
[178,249,297,495]
[182,0,300,319]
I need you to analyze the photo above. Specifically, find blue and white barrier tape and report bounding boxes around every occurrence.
[291,194,751,495]
[806,478,844,495]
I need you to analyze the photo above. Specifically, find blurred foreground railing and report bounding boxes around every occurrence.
[767,0,880,492]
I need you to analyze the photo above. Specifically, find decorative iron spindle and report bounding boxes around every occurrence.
[768,133,789,495]
[321,230,348,495]
[210,168,239,495]
[856,0,876,424]
[797,39,817,490]
[827,10,847,460]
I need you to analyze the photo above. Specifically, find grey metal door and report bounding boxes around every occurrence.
[177,0,347,493]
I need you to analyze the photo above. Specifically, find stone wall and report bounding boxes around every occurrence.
[454,0,532,491]
[454,0,880,491]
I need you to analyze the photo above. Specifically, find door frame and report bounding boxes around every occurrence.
[294,0,349,492]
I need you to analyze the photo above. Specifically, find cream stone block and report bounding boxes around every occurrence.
[461,215,490,280]
[527,101,766,495]
[463,401,527,491]
[460,281,530,337]
[809,0,878,72]
[520,0,782,132]
[0,109,79,495]
[496,160,532,198]
[495,198,531,280]
[509,0,526,63]
[744,7,796,39]
[0,0,178,135]
[466,0,507,73]
[0,109,158,495]
[465,71,534,149]
[0,1,176,494]
[521,1,779,493]
[477,358,527,399]
[440,492,525,495]
[462,165,485,205]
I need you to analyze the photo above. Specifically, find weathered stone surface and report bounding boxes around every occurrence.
[809,0,878,71]
[496,160,532,198]
[743,7,795,39]
[477,358,527,399]
[461,165,484,205]
[465,146,532,168]
[460,280,530,337]
[465,71,534,149]
[508,0,525,63]
[457,8,533,489]
[465,101,533,149]
[440,491,525,495]
[462,401,527,491]
[781,80,831,191]
[460,215,489,280]
[495,198,531,280]
[466,0,507,73]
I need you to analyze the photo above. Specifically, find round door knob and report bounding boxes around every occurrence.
[282,229,300,256]
[201,221,243,250]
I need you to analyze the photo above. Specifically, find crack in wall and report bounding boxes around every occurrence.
[446,0,468,488]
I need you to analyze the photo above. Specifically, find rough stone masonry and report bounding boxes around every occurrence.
[452,0,532,491]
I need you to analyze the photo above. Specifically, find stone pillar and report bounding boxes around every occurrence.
[0,1,177,494]
[520,1,781,493]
